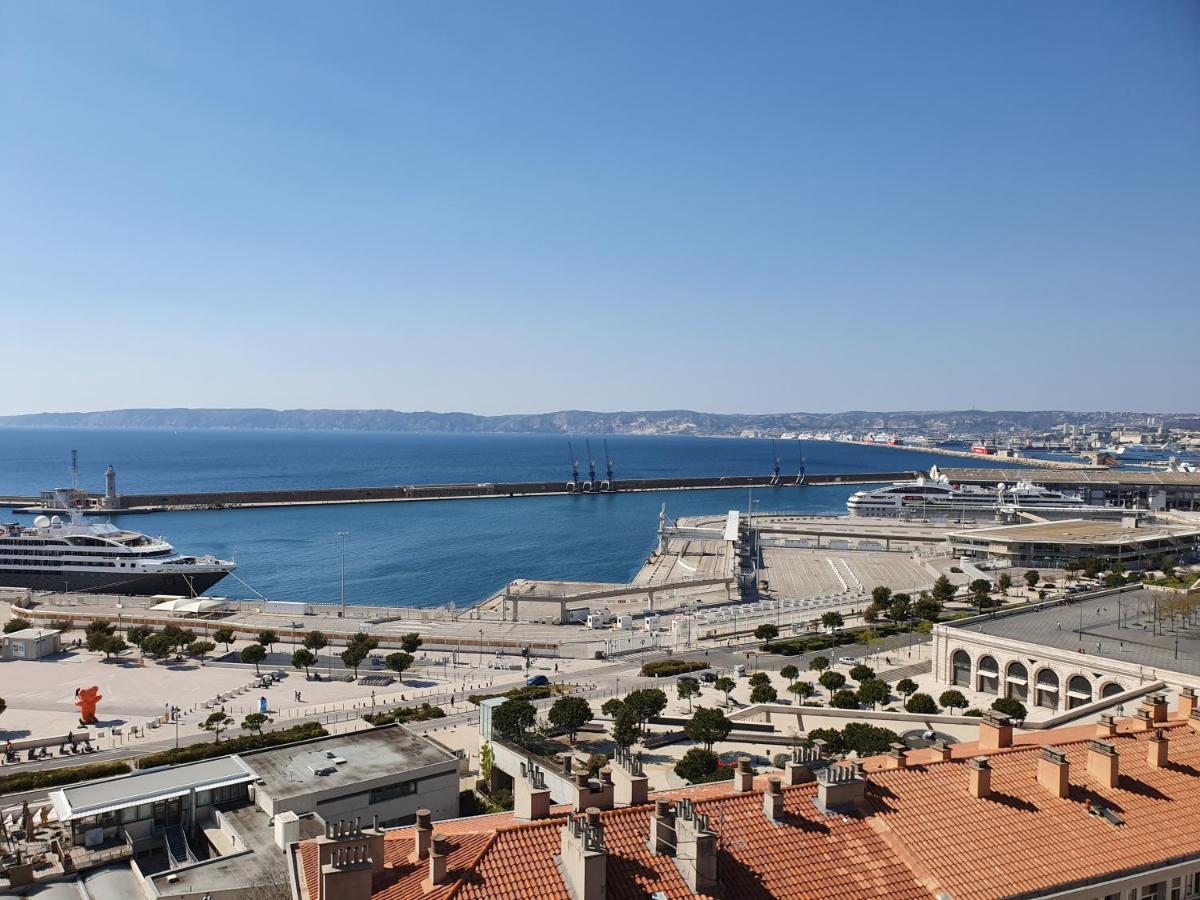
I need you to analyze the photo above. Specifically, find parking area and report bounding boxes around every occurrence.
[760,547,932,599]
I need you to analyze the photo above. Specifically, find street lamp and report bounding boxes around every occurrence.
[337,532,350,618]
[479,628,484,666]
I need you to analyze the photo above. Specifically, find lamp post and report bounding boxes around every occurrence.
[479,629,484,667]
[337,532,350,618]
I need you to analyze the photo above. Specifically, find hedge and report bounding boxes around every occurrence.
[639,659,708,678]
[136,722,327,769]
[0,760,131,796]
[468,684,559,706]
[762,624,906,656]
[364,703,446,726]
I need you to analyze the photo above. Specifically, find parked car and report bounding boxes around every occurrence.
[837,656,855,665]
[699,671,717,683]
[525,674,550,686]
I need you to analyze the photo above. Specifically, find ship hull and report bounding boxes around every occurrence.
[0,568,231,596]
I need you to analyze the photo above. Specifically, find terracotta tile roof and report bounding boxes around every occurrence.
[295,717,1200,900]
[867,722,1200,900]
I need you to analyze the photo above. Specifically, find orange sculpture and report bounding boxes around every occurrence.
[75,686,102,725]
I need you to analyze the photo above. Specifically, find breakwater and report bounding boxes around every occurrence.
[835,439,1102,470]
[30,471,922,514]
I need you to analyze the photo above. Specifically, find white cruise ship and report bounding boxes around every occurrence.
[847,468,1090,518]
[0,492,235,596]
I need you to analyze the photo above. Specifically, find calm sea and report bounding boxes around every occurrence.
[0,429,1017,607]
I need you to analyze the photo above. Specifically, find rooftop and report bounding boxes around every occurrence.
[946,588,1200,677]
[942,467,1200,486]
[245,725,458,801]
[949,517,1200,545]
[295,711,1200,900]
[50,756,255,821]
[3,627,60,640]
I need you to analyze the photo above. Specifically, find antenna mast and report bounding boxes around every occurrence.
[71,449,78,491]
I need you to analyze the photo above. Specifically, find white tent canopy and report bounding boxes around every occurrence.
[148,597,226,615]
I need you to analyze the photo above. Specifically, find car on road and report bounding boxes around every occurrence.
[837,656,855,665]
[525,674,551,686]
[698,671,717,683]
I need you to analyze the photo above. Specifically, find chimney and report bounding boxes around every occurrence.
[1177,688,1197,721]
[1086,739,1119,789]
[560,753,573,776]
[560,811,607,900]
[1190,709,1200,734]
[423,833,451,891]
[1037,747,1070,799]
[410,808,433,862]
[1147,729,1169,769]
[733,756,755,793]
[763,776,785,822]
[612,746,650,807]
[968,756,991,800]
[928,739,953,763]
[784,744,822,785]
[815,764,867,815]
[979,713,1013,750]
[1094,714,1117,738]
[319,841,374,900]
[515,765,553,821]
[1133,709,1154,732]
[647,799,676,856]
[572,770,614,812]
[1143,692,1169,724]
[887,743,908,770]
[672,799,718,894]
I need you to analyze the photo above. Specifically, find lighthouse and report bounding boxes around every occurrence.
[104,465,120,510]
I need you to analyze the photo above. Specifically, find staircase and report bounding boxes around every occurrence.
[162,824,193,868]
[878,659,932,684]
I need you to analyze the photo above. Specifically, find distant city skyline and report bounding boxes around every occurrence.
[3,1,1198,416]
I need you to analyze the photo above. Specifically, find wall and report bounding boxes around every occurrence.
[256,759,459,824]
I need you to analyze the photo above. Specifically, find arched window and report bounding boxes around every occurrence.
[1067,675,1093,709]
[1005,661,1028,702]
[1100,681,1123,699]
[1035,668,1060,710]
[976,655,999,694]
[951,650,972,687]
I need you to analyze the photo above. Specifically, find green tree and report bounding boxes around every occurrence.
[684,707,732,750]
[202,710,233,743]
[674,747,719,783]
[821,611,844,631]
[242,712,271,735]
[548,696,593,743]
[829,689,860,709]
[818,670,846,697]
[749,671,770,688]
[750,683,778,704]
[623,688,668,731]
[780,664,799,681]
[303,630,328,653]
[991,697,1027,721]
[161,625,194,652]
[888,594,912,624]
[931,574,957,604]
[600,697,624,717]
[142,633,176,660]
[1064,560,1083,582]
[384,651,415,683]
[1081,557,1105,579]
[754,623,779,641]
[492,697,537,744]
[848,664,875,684]
[400,632,423,654]
[1103,573,1123,589]
[913,594,942,621]
[939,689,967,713]
[997,573,1013,596]
[1024,570,1040,589]
[86,628,114,654]
[969,579,995,612]
[213,627,235,651]
[809,655,830,674]
[863,603,881,624]
[905,692,939,714]
[895,678,919,699]
[611,705,641,749]
[857,679,888,709]
[187,640,215,662]
[871,585,893,607]
[127,626,153,651]
[714,676,735,708]
[677,679,701,711]
[241,643,267,674]
[101,636,127,659]
[85,620,114,637]
[841,722,902,755]
[788,680,816,703]
[292,647,316,677]
[340,645,368,678]
[256,629,279,650]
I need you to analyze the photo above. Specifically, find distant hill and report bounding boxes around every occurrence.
[1,407,1196,435]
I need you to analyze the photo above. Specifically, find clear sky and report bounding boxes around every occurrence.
[2,1,1197,416]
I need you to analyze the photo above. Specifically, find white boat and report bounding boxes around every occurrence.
[847,467,1091,518]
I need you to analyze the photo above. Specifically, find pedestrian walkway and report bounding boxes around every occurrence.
[877,659,932,684]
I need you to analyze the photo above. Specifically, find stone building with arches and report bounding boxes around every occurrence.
[932,588,1199,714]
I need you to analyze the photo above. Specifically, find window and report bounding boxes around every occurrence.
[370,781,417,804]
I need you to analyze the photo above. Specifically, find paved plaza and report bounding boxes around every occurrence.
[962,588,1200,677]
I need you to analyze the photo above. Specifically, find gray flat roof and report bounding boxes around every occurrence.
[941,468,1200,486]
[3,628,59,639]
[948,589,1200,677]
[50,755,255,821]
[949,518,1200,546]
[244,725,457,801]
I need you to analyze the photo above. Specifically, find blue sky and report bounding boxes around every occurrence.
[2,1,1197,415]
